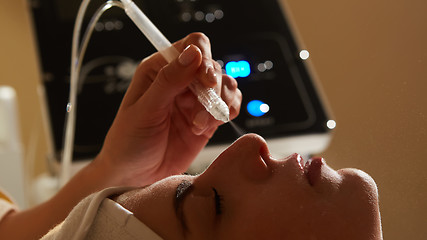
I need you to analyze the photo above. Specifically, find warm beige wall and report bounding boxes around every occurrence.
[0,1,49,177]
[282,0,427,239]
[1,0,426,239]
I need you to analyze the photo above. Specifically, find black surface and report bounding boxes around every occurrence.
[29,0,331,160]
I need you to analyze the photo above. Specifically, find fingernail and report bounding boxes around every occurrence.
[179,45,198,66]
[193,110,210,130]
[191,126,205,136]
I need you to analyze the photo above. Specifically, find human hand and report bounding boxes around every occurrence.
[96,33,242,186]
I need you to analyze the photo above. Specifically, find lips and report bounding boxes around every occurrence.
[304,157,324,185]
[290,153,304,170]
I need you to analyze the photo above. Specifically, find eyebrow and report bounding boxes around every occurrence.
[175,179,194,233]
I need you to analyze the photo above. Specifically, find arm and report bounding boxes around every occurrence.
[0,159,112,239]
[0,32,241,239]
[97,33,242,186]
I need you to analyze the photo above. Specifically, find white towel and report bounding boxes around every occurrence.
[0,198,16,223]
[41,187,163,240]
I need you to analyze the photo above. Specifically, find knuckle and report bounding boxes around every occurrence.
[237,89,243,102]
[156,66,175,89]
[213,60,222,70]
[230,101,241,117]
[228,89,242,117]
[137,59,150,74]
[187,32,210,46]
[222,74,238,89]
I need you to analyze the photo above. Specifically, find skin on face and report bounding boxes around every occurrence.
[114,134,382,240]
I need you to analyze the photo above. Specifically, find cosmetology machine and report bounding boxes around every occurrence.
[29,0,334,175]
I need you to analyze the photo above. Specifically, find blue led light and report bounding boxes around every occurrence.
[247,100,269,117]
[225,60,251,78]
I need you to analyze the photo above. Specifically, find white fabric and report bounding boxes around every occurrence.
[0,188,17,223]
[0,199,16,223]
[41,187,163,240]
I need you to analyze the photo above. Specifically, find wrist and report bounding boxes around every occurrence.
[88,153,124,189]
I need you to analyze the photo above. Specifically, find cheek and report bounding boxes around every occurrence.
[218,187,316,239]
[303,172,382,238]
[334,181,381,230]
[121,176,191,239]
[183,195,215,238]
[337,169,381,219]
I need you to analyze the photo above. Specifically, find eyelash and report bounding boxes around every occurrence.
[212,188,223,215]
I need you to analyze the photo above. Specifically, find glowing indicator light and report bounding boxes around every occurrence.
[214,9,224,20]
[181,12,191,22]
[247,100,270,117]
[299,50,310,60]
[256,60,274,73]
[327,120,336,129]
[216,60,224,68]
[205,13,215,23]
[265,60,273,69]
[225,61,251,78]
[257,63,266,72]
[194,11,204,21]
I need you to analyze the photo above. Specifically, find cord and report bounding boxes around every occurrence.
[61,0,124,186]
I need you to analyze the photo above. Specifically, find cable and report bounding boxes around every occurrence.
[61,0,124,186]
[61,0,230,185]
[79,1,125,74]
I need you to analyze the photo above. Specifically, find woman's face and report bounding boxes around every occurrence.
[115,134,382,239]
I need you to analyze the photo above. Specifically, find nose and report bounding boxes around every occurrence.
[213,133,272,182]
[239,134,272,181]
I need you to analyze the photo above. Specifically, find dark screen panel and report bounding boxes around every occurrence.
[30,0,330,160]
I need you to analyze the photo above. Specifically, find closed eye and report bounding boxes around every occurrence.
[175,180,193,232]
[212,188,223,215]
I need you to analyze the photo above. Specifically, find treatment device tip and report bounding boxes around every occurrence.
[194,84,230,123]
[216,108,230,123]
[201,92,230,122]
[220,106,230,123]
[121,0,230,122]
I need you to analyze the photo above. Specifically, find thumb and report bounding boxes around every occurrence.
[135,44,202,114]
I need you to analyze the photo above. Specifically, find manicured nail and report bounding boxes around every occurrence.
[192,126,205,136]
[179,45,198,66]
[193,110,210,130]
